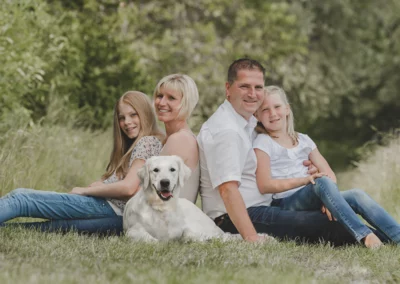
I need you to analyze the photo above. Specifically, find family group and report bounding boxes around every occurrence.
[2,58,399,248]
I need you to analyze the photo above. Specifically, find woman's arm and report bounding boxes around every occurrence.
[255,149,325,194]
[309,148,337,183]
[70,159,145,200]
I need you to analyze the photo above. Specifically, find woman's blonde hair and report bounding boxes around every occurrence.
[103,91,164,179]
[255,85,298,145]
[153,74,199,120]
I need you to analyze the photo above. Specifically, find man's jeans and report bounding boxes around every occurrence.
[217,182,399,245]
[273,177,400,243]
[0,188,121,234]
[218,205,359,245]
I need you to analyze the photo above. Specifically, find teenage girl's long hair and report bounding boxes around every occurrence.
[102,91,164,180]
[255,86,298,145]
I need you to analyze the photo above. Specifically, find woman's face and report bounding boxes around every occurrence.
[154,86,183,123]
[118,102,141,139]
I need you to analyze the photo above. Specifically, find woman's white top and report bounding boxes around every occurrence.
[253,133,316,199]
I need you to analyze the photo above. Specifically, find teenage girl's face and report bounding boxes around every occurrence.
[154,86,183,123]
[256,93,290,134]
[118,102,141,139]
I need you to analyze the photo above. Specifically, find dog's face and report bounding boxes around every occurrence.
[137,155,191,201]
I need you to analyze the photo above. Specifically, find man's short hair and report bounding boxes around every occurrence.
[227,58,266,85]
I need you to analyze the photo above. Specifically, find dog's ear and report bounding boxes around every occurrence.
[137,161,150,189]
[176,156,191,188]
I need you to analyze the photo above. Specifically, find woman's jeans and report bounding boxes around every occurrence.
[0,188,123,235]
[272,177,400,243]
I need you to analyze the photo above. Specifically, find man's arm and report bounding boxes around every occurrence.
[219,181,260,242]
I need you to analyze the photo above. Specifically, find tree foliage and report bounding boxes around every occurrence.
[1,0,399,169]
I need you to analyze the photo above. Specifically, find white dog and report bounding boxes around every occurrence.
[123,155,227,242]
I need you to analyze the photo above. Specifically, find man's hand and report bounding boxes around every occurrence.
[303,160,318,175]
[321,205,337,221]
[219,181,261,242]
[251,234,277,243]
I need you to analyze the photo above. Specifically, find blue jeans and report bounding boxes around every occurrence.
[217,206,359,245]
[274,177,400,243]
[0,188,120,232]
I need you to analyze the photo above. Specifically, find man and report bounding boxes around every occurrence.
[197,58,357,244]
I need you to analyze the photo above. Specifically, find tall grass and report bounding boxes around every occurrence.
[0,124,111,196]
[338,136,400,220]
[1,126,400,283]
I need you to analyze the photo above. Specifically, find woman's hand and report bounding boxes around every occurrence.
[70,187,87,195]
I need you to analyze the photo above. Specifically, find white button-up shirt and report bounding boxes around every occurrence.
[197,100,272,219]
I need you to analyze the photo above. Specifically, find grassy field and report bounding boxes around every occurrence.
[1,125,399,283]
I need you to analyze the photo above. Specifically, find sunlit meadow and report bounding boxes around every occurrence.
[1,125,399,283]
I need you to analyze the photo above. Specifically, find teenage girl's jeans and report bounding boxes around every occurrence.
[272,177,400,244]
[0,188,123,235]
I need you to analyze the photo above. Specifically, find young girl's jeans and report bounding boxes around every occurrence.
[272,176,400,243]
[0,188,121,233]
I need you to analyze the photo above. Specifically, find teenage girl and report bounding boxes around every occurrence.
[0,91,164,232]
[253,85,400,248]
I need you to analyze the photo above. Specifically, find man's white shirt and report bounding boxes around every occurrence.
[197,100,272,219]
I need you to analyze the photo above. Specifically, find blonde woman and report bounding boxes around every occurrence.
[153,74,200,203]
[0,91,164,233]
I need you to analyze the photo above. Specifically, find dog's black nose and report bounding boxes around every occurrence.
[160,179,170,188]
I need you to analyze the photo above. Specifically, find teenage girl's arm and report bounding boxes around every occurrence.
[70,158,145,200]
[308,148,337,183]
[255,148,326,194]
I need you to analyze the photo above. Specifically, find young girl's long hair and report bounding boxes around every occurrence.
[103,91,164,179]
[255,86,298,145]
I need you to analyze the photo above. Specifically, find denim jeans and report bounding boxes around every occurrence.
[0,188,118,225]
[274,177,400,244]
[275,177,370,242]
[217,205,359,246]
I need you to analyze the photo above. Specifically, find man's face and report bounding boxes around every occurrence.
[225,69,264,120]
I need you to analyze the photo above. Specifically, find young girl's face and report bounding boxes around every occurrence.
[118,102,141,139]
[154,86,183,123]
[256,93,290,133]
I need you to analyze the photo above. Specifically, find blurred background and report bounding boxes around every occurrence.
[1,0,399,172]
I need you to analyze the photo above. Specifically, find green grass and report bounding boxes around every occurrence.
[1,227,400,284]
[1,125,400,283]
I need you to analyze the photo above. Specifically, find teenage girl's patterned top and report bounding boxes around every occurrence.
[104,135,162,214]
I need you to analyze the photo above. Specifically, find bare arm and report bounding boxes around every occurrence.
[159,132,198,170]
[70,159,145,200]
[255,149,326,194]
[219,181,260,242]
[309,148,336,183]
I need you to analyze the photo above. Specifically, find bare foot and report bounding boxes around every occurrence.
[363,233,383,249]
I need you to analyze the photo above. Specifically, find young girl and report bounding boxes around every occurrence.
[253,85,400,248]
[0,91,164,231]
